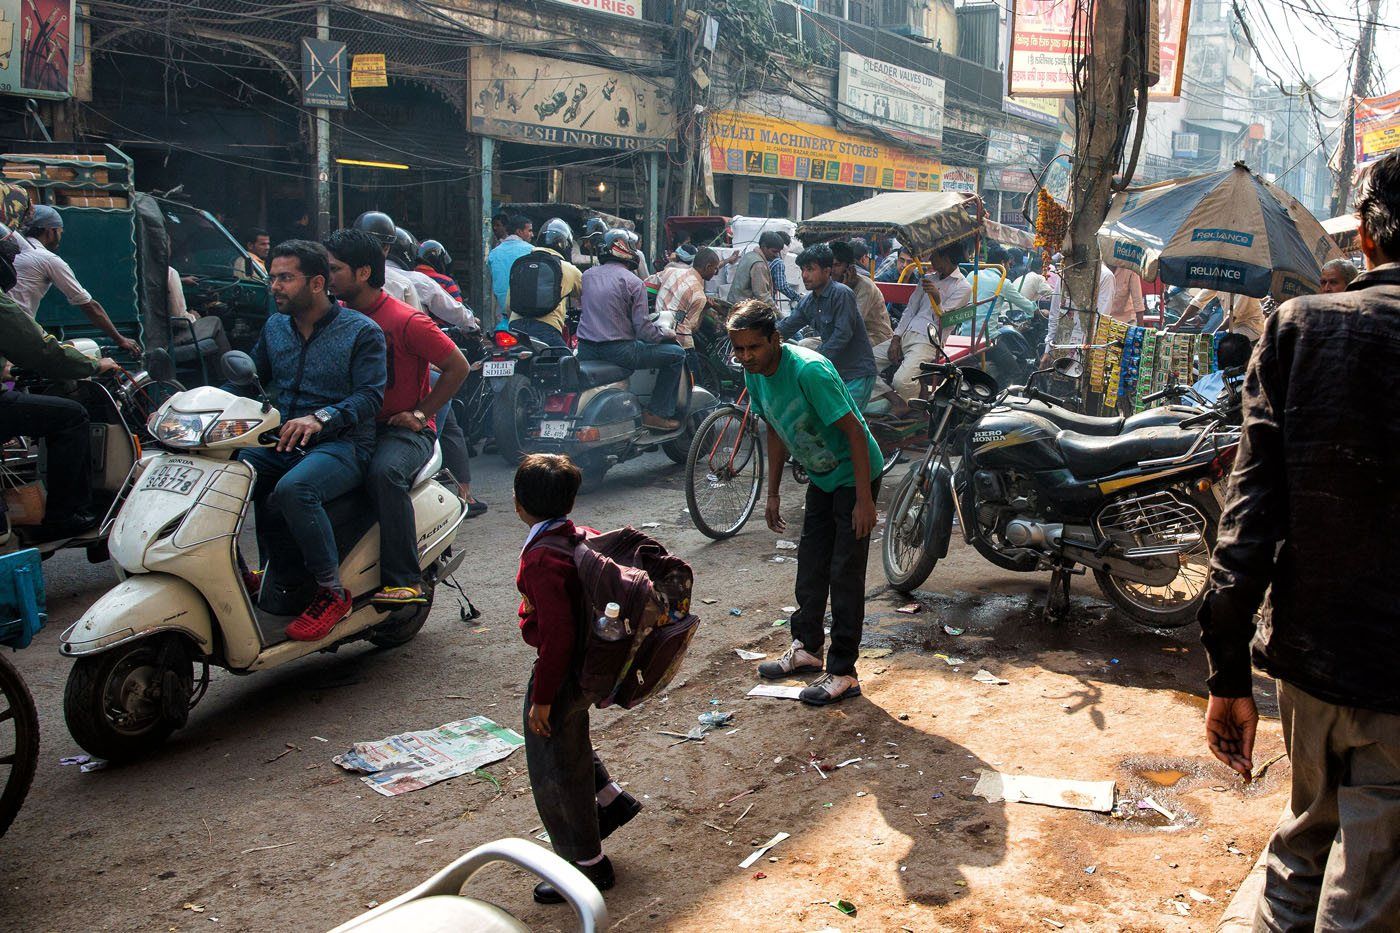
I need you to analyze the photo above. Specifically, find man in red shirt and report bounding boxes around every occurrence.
[325,229,469,607]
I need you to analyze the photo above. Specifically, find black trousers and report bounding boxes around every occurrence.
[790,480,879,678]
[524,673,612,863]
[0,390,91,521]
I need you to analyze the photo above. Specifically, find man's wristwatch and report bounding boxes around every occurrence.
[313,407,336,426]
[412,409,427,427]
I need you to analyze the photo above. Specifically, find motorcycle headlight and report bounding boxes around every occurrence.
[204,419,262,444]
[153,410,217,447]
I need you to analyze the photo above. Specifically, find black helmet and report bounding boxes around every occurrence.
[352,210,396,246]
[600,228,637,265]
[537,217,574,254]
[418,239,452,274]
[583,216,608,243]
[390,226,418,269]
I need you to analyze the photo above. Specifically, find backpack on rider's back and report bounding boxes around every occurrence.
[509,250,565,319]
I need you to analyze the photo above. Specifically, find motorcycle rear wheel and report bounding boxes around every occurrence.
[0,653,39,838]
[1093,492,1219,629]
[883,465,942,593]
[492,375,538,465]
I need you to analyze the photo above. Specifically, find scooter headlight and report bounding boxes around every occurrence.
[204,419,263,444]
[153,410,217,447]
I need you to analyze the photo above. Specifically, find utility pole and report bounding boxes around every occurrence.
[1331,0,1380,216]
[315,3,332,239]
[1061,0,1136,316]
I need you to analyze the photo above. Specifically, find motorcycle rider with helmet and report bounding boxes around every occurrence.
[351,212,474,332]
[576,229,686,431]
[416,240,462,303]
[508,217,581,348]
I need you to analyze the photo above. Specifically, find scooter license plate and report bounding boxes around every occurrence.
[141,463,205,495]
[539,420,571,440]
[483,360,515,378]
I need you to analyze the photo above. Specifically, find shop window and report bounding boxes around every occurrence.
[804,183,870,219]
[747,183,790,219]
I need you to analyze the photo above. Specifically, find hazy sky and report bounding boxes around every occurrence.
[1235,0,1397,104]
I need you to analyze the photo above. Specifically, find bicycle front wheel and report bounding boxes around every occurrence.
[685,405,765,540]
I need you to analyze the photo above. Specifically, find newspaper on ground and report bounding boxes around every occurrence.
[747,684,805,700]
[334,716,525,797]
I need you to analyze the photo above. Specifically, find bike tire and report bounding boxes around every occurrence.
[1093,491,1220,629]
[883,465,943,593]
[685,405,764,540]
[0,653,39,838]
[491,374,537,465]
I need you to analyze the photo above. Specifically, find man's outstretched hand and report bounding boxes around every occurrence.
[1205,694,1258,781]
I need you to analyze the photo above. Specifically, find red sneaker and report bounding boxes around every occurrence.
[286,587,352,642]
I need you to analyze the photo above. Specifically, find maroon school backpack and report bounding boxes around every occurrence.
[533,526,699,709]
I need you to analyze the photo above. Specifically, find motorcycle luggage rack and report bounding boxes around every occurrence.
[1095,490,1207,558]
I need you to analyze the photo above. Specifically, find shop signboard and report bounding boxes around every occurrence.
[707,110,943,192]
[0,0,76,99]
[986,168,1037,193]
[351,53,388,88]
[1172,131,1200,160]
[1003,95,1062,128]
[1356,90,1400,165]
[547,0,641,19]
[941,166,979,194]
[470,49,675,151]
[836,51,945,149]
[302,37,349,109]
[1009,0,1189,100]
[986,130,1038,166]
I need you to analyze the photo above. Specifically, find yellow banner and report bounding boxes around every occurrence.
[707,110,942,192]
[350,54,388,88]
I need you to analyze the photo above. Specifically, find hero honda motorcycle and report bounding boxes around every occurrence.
[492,327,717,488]
[58,352,467,761]
[883,331,1248,628]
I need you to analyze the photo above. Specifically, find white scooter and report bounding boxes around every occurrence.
[58,352,468,762]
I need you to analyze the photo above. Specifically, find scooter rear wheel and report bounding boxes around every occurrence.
[369,586,435,648]
[0,653,39,838]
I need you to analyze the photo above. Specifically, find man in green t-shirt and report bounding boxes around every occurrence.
[728,299,883,705]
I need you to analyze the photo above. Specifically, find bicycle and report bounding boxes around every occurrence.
[684,386,903,541]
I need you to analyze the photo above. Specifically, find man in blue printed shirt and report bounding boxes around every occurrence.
[235,240,387,641]
[768,231,800,304]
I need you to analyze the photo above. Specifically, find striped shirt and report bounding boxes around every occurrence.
[647,264,707,349]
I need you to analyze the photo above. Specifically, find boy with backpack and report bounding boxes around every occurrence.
[515,453,641,903]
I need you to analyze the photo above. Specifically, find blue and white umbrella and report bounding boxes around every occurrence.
[1098,161,1341,299]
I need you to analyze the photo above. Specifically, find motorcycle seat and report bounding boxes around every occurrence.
[1011,398,1125,436]
[1057,426,1204,479]
[576,360,632,388]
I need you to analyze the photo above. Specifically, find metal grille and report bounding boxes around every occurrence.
[1095,491,1207,559]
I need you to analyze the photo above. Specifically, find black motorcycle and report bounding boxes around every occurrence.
[882,337,1247,628]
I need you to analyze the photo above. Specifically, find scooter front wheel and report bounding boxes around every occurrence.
[64,634,193,762]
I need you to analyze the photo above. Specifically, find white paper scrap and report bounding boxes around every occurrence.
[735,648,768,661]
[972,669,1010,685]
[739,831,790,868]
[747,684,805,700]
[972,769,1116,813]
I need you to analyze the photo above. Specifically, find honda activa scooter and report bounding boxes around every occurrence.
[58,352,467,761]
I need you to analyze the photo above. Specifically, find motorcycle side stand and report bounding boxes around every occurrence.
[1043,561,1084,623]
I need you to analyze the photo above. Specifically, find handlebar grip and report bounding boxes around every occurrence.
[1178,411,1218,429]
[1142,388,1169,404]
[1027,386,1069,408]
[257,429,282,445]
[918,361,957,376]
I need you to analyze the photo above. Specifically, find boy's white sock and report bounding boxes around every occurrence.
[596,782,623,807]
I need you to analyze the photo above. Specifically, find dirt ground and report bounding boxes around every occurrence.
[0,452,1289,931]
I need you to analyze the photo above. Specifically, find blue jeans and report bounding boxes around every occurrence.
[241,441,365,591]
[366,425,436,588]
[511,317,568,348]
[578,339,686,418]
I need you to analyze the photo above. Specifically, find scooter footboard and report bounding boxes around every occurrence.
[60,573,214,658]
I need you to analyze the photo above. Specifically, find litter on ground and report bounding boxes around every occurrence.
[738,832,789,869]
[747,684,805,700]
[972,769,1116,813]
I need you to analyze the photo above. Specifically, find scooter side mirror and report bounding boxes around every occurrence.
[1216,332,1252,371]
[221,350,261,388]
[1053,357,1084,379]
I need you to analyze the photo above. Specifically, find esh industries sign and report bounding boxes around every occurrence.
[707,110,943,192]
[0,0,76,99]
[1009,0,1189,100]
[470,49,674,151]
[836,51,945,149]
[546,0,640,18]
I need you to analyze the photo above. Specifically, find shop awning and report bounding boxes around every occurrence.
[797,191,981,254]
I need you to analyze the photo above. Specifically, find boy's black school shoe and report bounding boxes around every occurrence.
[533,855,615,904]
[598,791,642,840]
